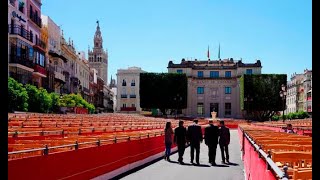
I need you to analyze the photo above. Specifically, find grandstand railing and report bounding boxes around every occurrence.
[8,131,164,157]
[240,127,289,180]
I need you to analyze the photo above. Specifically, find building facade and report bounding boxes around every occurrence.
[168,58,262,118]
[116,67,146,113]
[285,69,312,115]
[77,51,91,102]
[41,15,65,93]
[8,0,47,87]
[109,76,117,112]
[88,21,108,85]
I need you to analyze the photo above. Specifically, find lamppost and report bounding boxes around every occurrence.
[173,94,182,118]
[279,84,287,122]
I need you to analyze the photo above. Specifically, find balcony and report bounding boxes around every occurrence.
[54,72,65,82]
[121,94,127,98]
[8,24,33,43]
[130,94,136,98]
[46,65,55,72]
[83,87,90,93]
[120,107,136,111]
[9,55,34,70]
[29,11,42,28]
[33,64,47,77]
[34,39,46,50]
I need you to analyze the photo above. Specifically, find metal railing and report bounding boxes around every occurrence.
[8,131,164,157]
[29,11,42,28]
[8,24,33,42]
[241,127,289,180]
[9,55,34,69]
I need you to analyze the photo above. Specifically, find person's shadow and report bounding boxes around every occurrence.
[169,161,193,166]
[214,164,229,167]
[193,163,211,167]
[227,162,239,166]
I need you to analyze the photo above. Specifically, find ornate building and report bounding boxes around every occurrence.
[88,21,108,85]
[168,58,262,118]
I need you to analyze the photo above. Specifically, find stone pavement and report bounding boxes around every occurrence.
[119,130,244,180]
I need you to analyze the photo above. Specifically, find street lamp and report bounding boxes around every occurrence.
[173,94,182,118]
[279,84,287,122]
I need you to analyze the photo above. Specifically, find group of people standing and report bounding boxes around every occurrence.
[164,119,230,166]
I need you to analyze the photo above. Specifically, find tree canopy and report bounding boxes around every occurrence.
[140,73,187,114]
[240,74,287,121]
[8,78,95,114]
[8,77,28,112]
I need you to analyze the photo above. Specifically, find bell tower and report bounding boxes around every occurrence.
[88,20,108,85]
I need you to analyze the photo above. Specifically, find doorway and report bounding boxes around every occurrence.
[210,103,219,118]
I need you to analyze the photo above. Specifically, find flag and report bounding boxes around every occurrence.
[207,46,210,59]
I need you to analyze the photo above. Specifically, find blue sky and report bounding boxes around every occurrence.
[42,0,311,82]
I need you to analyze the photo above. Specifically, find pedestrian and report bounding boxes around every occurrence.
[218,120,230,164]
[174,120,187,164]
[164,121,174,161]
[285,124,295,134]
[187,119,203,165]
[204,120,219,166]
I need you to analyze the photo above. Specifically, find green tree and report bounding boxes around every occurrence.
[38,88,52,113]
[25,84,40,112]
[50,93,60,113]
[140,73,187,115]
[8,77,28,112]
[240,74,287,121]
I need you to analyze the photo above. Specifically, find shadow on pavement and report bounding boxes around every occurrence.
[227,162,239,166]
[192,163,211,167]
[168,161,194,166]
[213,164,229,167]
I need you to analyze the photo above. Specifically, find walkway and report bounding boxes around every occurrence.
[117,130,244,180]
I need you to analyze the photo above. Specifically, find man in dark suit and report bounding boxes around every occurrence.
[174,120,187,164]
[218,120,230,164]
[187,119,203,165]
[204,120,219,166]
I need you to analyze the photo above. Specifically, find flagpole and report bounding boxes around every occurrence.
[218,43,220,60]
[207,45,210,60]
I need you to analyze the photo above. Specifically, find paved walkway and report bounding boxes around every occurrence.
[119,130,244,180]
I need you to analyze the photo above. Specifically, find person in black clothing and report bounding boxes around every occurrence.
[187,119,203,165]
[204,120,219,166]
[174,120,187,164]
[218,120,230,164]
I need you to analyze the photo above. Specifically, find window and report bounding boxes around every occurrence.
[29,5,33,17]
[132,104,135,107]
[225,103,231,116]
[122,104,126,108]
[130,88,136,98]
[197,103,204,115]
[225,87,231,94]
[122,79,126,86]
[225,71,231,77]
[177,69,183,74]
[210,71,219,78]
[197,87,204,94]
[121,87,126,97]
[10,0,15,6]
[197,71,203,77]
[246,69,253,75]
[18,1,24,13]
[131,79,135,86]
